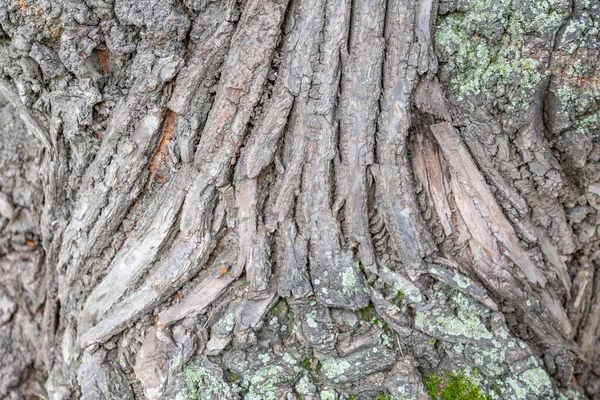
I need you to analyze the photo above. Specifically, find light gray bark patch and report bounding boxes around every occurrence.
[275,218,313,299]
[232,177,272,299]
[267,0,332,224]
[157,263,237,327]
[29,42,67,79]
[56,70,176,307]
[79,186,218,347]
[77,349,134,400]
[237,0,326,180]
[428,263,498,311]
[133,327,190,399]
[384,358,430,400]
[430,123,547,287]
[80,171,190,331]
[168,0,236,116]
[291,301,336,353]
[234,278,279,346]
[0,79,52,150]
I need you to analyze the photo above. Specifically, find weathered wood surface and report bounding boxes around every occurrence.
[0,0,599,398]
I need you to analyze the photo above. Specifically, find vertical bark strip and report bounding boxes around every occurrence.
[338,0,386,275]
[374,0,435,280]
[298,0,370,311]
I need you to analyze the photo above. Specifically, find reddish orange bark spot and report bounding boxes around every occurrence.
[95,49,109,75]
[148,110,176,176]
[216,267,229,278]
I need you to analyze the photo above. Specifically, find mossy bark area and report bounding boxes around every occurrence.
[0,0,599,399]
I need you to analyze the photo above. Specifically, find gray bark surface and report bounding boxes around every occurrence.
[0,0,599,399]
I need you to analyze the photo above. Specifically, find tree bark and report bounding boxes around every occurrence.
[0,0,599,399]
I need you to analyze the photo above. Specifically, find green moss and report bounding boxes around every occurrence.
[270,300,287,317]
[392,290,404,308]
[424,372,491,400]
[360,303,375,320]
[226,369,238,382]
[301,358,314,372]
[376,393,391,400]
[424,373,441,399]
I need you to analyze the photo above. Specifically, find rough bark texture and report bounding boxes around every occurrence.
[0,0,599,399]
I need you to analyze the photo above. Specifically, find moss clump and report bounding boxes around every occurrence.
[270,300,287,317]
[424,372,491,400]
[376,393,391,400]
[392,291,404,308]
[359,303,376,320]
[369,317,391,334]
[424,373,441,399]
[301,358,315,373]
[316,361,323,373]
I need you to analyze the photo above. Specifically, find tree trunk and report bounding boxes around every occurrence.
[0,0,599,398]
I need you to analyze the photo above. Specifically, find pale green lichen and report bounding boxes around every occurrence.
[216,312,235,332]
[435,0,568,112]
[171,355,182,370]
[175,363,233,400]
[393,279,423,303]
[506,377,528,399]
[320,389,337,400]
[258,353,271,364]
[282,352,295,365]
[414,307,493,341]
[520,367,552,396]
[306,310,318,328]
[415,284,554,399]
[453,273,471,289]
[243,365,293,400]
[295,375,312,396]
[341,263,358,289]
[321,358,351,381]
